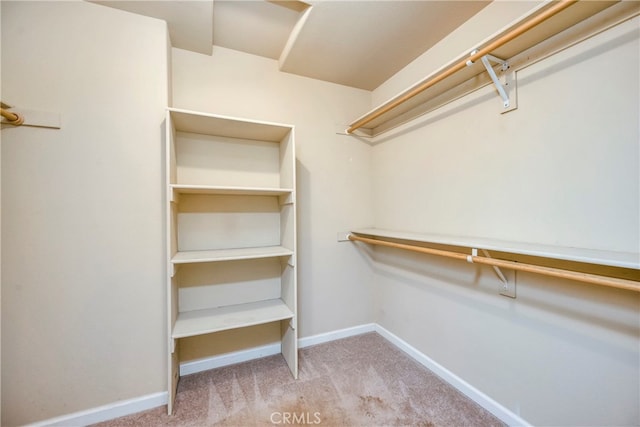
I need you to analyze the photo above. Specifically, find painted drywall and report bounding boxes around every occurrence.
[369,6,640,427]
[171,46,375,361]
[1,2,168,425]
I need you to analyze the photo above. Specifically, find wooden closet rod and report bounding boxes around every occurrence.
[346,0,577,134]
[1,108,24,126]
[349,234,640,293]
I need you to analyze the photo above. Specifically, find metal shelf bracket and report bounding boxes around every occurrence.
[467,247,516,298]
[467,50,517,113]
[480,249,516,298]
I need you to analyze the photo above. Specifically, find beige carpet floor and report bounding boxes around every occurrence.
[96,332,505,426]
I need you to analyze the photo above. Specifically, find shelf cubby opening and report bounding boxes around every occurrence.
[176,193,291,252]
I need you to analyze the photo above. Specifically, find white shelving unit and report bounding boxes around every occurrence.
[165,108,297,414]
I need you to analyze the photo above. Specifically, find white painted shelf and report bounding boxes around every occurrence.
[168,107,293,142]
[352,228,640,270]
[171,184,293,197]
[172,245,294,264]
[172,299,294,339]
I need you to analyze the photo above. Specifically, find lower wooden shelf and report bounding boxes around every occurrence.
[172,299,294,339]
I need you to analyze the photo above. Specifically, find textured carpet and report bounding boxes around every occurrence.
[96,333,504,426]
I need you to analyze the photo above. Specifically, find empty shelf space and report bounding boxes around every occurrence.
[172,246,294,264]
[171,184,294,197]
[172,299,294,339]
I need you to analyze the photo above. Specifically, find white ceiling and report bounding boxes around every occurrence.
[91,0,490,91]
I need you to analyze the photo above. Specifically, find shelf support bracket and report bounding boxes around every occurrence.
[468,50,514,111]
[481,54,510,109]
[468,247,515,297]
[481,249,516,298]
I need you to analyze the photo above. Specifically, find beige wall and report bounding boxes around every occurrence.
[369,4,639,426]
[1,2,169,425]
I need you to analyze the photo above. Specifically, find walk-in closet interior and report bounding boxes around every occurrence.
[1,1,639,426]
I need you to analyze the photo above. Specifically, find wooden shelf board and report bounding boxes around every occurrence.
[172,246,294,264]
[171,184,293,196]
[352,228,640,270]
[168,107,293,142]
[172,299,294,339]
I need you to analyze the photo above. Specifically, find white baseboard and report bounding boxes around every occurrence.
[26,391,168,427]
[298,323,377,348]
[373,324,531,427]
[29,322,527,427]
[180,343,281,376]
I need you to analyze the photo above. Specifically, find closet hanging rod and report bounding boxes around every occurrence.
[348,234,640,293]
[346,0,577,134]
[0,107,24,126]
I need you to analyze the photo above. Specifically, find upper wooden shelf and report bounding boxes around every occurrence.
[346,1,636,138]
[168,107,293,142]
[351,228,640,270]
